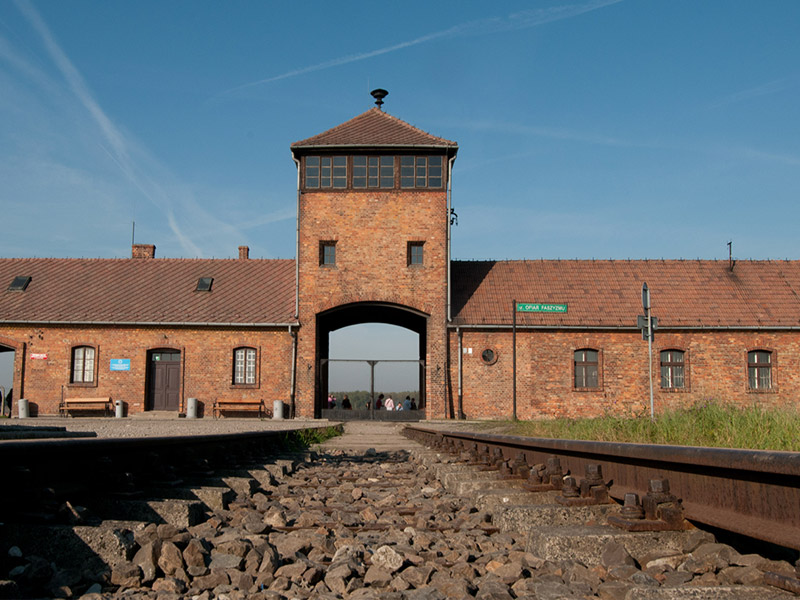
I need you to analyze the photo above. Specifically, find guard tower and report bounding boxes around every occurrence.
[290,90,458,418]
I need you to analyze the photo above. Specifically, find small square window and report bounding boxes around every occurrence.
[320,242,336,266]
[196,277,213,292]
[408,242,424,266]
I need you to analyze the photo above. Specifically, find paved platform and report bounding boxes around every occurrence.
[312,421,420,452]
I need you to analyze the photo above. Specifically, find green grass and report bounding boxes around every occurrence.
[496,402,800,451]
[280,425,341,450]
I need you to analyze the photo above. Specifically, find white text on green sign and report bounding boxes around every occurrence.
[517,303,568,313]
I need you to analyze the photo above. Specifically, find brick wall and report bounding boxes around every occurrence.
[449,328,800,419]
[0,324,293,416]
[295,188,449,418]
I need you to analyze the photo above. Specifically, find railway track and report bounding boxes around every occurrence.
[0,422,798,598]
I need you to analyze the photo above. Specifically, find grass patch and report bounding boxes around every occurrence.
[280,425,341,450]
[498,402,800,451]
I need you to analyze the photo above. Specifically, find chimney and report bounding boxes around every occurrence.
[132,244,156,259]
[238,245,250,260]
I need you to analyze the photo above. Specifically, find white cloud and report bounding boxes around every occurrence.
[218,0,624,95]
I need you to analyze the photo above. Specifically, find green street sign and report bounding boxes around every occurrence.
[516,303,568,313]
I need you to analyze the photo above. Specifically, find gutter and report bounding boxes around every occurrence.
[0,320,299,328]
[289,325,297,419]
[446,155,455,323]
[291,153,301,319]
[446,323,800,332]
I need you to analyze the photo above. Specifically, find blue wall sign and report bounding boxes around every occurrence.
[110,359,131,371]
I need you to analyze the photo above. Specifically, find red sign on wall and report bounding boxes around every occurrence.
[30,353,48,360]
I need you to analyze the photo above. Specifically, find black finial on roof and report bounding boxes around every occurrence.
[370,88,388,109]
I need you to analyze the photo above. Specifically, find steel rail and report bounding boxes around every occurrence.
[0,427,336,519]
[404,426,800,551]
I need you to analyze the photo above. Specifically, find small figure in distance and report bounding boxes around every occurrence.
[375,394,384,410]
[329,395,336,409]
[384,396,394,411]
[410,397,417,410]
[402,395,411,411]
[342,395,352,410]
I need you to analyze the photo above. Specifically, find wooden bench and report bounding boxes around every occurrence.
[212,398,267,419]
[60,397,112,417]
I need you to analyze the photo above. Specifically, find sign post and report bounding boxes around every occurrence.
[512,302,568,421]
[642,283,655,420]
[512,299,517,421]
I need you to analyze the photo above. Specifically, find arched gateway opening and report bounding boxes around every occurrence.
[315,302,427,419]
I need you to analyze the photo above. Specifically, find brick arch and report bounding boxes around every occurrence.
[314,302,428,417]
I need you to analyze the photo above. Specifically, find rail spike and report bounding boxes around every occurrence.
[608,478,693,532]
[555,463,612,506]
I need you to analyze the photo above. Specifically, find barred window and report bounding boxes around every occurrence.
[748,350,772,390]
[234,347,257,385]
[71,346,96,383]
[660,350,685,389]
[574,349,599,389]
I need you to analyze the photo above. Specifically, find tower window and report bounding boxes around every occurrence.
[305,156,347,189]
[407,242,424,266]
[354,156,394,188]
[320,242,336,266]
[401,156,443,188]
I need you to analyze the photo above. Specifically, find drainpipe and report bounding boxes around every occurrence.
[289,325,297,419]
[446,155,456,323]
[291,153,301,319]
[445,155,456,419]
[457,327,464,419]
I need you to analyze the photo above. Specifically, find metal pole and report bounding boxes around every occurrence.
[369,360,376,420]
[512,299,517,421]
[648,305,654,420]
[643,283,654,421]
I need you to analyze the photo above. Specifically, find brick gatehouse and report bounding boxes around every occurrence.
[2,92,800,419]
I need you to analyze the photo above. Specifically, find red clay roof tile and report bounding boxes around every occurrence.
[291,108,457,149]
[451,259,800,328]
[0,258,296,325]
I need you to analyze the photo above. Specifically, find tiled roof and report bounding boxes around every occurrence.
[291,108,458,149]
[451,260,800,328]
[0,258,296,325]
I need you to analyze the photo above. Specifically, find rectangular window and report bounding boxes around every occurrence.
[234,347,257,385]
[660,350,685,389]
[354,156,395,188]
[71,346,95,383]
[305,156,320,188]
[748,350,772,390]
[320,241,336,266]
[305,156,346,188]
[574,349,599,389]
[408,242,424,266]
[401,156,443,188]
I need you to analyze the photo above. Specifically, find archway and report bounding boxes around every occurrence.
[0,344,13,417]
[315,302,427,418]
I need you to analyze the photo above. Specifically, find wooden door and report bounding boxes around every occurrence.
[147,350,181,411]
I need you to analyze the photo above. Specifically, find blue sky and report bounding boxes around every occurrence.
[2,0,799,395]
